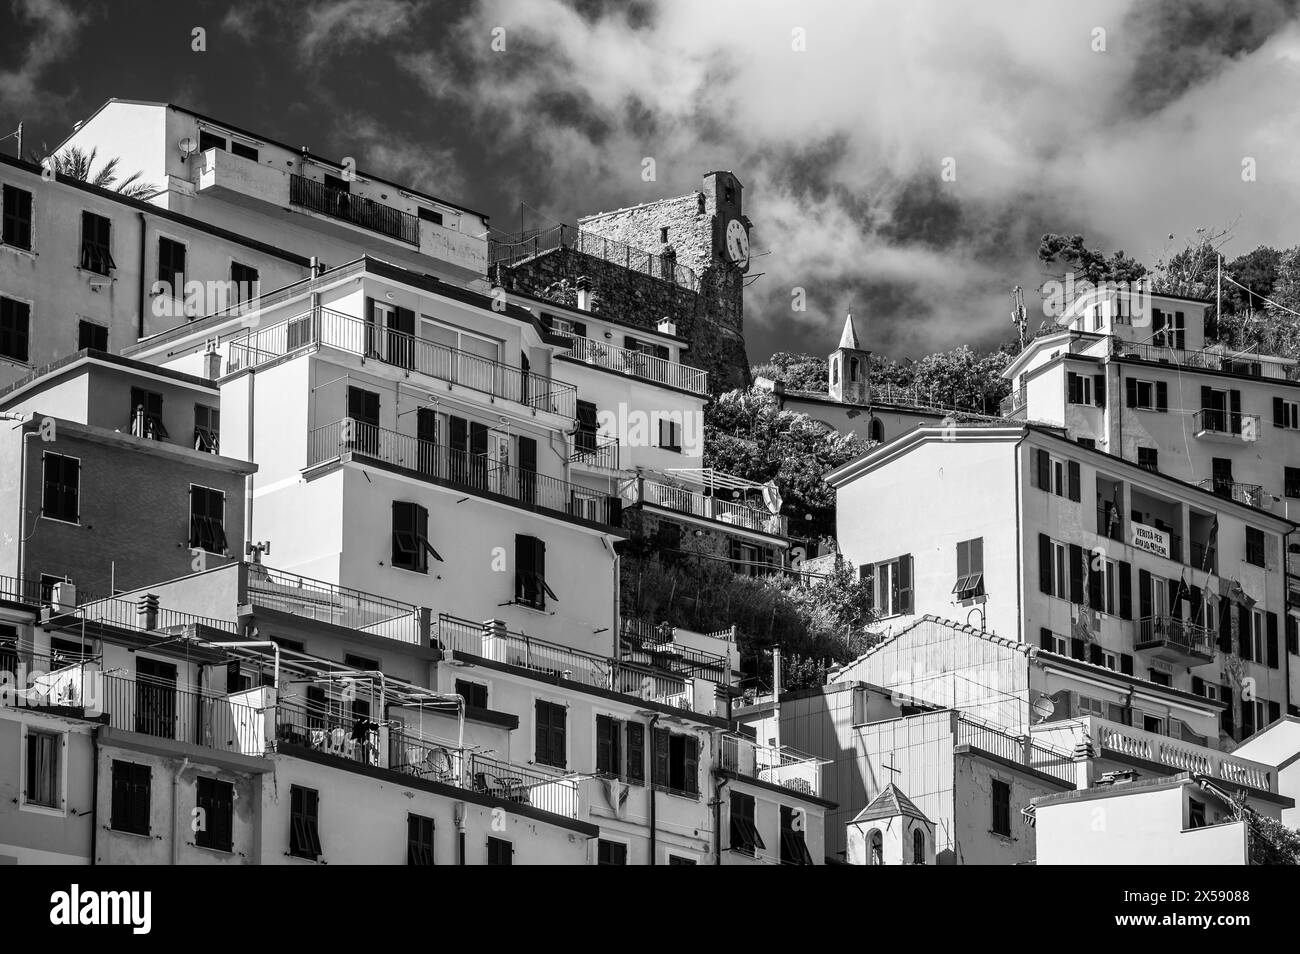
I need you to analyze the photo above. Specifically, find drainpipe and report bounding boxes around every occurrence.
[1013,430,1027,713]
[456,803,467,865]
[137,212,147,340]
[244,368,255,554]
[648,713,661,865]
[713,776,728,865]
[171,756,191,864]
[90,724,101,865]
[1,413,37,584]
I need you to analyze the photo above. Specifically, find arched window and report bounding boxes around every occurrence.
[912,828,925,865]
[868,829,883,865]
[869,418,885,443]
[849,357,859,382]
[831,358,839,386]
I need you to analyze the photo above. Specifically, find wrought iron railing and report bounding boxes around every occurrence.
[1112,339,1300,383]
[489,223,700,292]
[560,334,709,395]
[467,753,580,819]
[570,433,619,469]
[1195,478,1267,509]
[289,174,419,245]
[99,672,268,756]
[719,734,823,797]
[1194,408,1260,437]
[228,307,577,418]
[625,477,787,536]
[957,715,1075,786]
[1135,616,1215,657]
[309,419,623,528]
[246,563,423,644]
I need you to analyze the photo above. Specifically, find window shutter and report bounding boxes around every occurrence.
[1088,644,1104,666]
[970,537,983,574]
[1276,397,1287,428]
[1034,449,1050,491]
[596,715,613,774]
[1218,597,1232,653]
[957,540,969,578]
[1068,545,1084,604]
[1242,700,1255,737]
[1191,675,1204,696]
[1070,638,1085,661]
[1267,612,1279,669]
[652,728,670,787]
[1155,381,1167,411]
[897,555,913,614]
[1067,461,1080,502]
[1221,685,1234,736]
[1200,385,1212,417]
[1093,375,1105,407]
[683,736,699,795]
[572,321,587,338]
[1087,559,1102,610]
[1039,628,1054,651]
[1120,653,1133,676]
[1139,569,1152,619]
[1125,378,1137,408]
[1039,535,1053,595]
[1269,701,1281,725]
[1288,616,1298,656]
[534,700,549,764]
[1230,390,1242,433]
[1118,561,1132,620]
[626,723,645,782]
[1237,604,1250,660]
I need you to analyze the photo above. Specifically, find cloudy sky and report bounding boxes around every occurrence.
[4,0,1300,364]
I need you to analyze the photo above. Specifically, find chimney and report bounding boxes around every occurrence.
[657,316,677,337]
[204,339,221,381]
[576,276,591,312]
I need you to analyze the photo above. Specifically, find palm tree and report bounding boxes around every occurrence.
[27,143,159,199]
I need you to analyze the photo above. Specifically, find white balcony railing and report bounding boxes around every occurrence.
[561,334,709,395]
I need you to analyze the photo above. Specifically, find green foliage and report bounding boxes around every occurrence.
[1229,794,1300,865]
[27,144,158,199]
[620,551,875,690]
[1038,233,1148,284]
[704,387,870,541]
[751,352,830,393]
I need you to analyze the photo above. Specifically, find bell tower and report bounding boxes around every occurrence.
[829,313,871,404]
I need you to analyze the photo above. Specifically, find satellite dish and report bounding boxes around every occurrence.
[178,137,197,161]
[1031,695,1057,722]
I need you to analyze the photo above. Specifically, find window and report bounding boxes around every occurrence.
[157,237,186,292]
[77,320,108,351]
[1124,378,1167,412]
[79,211,113,274]
[1102,650,1118,671]
[1076,695,1107,717]
[1286,467,1300,499]
[867,829,883,865]
[195,777,234,852]
[198,130,227,152]
[515,535,556,609]
[575,400,599,453]
[1188,799,1207,830]
[730,538,765,576]
[194,404,220,454]
[392,501,441,572]
[346,386,380,453]
[595,714,622,777]
[991,778,1011,836]
[129,387,167,439]
[913,828,925,865]
[598,839,628,865]
[870,554,913,617]
[407,814,435,865]
[1137,447,1158,472]
[1031,448,1080,500]
[730,792,763,856]
[230,141,258,162]
[654,728,699,796]
[189,486,228,554]
[780,805,814,865]
[1152,308,1185,349]
[1246,527,1266,568]
[535,699,567,769]
[230,262,259,307]
[953,537,984,601]
[24,730,60,808]
[41,453,79,522]
[0,296,31,362]
[1066,371,1096,406]
[657,416,682,452]
[1249,610,1265,663]
[487,836,513,865]
[1039,628,1068,655]
[869,418,885,443]
[626,722,645,784]
[417,207,444,227]
[110,760,151,835]
[1276,398,1300,430]
[2,184,33,249]
[455,680,488,710]
[668,854,697,865]
[289,785,321,859]
[659,226,670,243]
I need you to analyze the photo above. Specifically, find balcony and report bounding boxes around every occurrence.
[999,385,1028,420]
[719,734,825,798]
[559,334,709,396]
[1196,477,1268,510]
[245,563,425,645]
[489,223,701,292]
[1189,539,1217,574]
[1194,408,1261,443]
[308,419,623,530]
[622,472,788,538]
[1095,506,1123,542]
[1135,616,1215,664]
[289,174,419,245]
[956,715,1077,787]
[228,307,577,419]
[569,433,620,470]
[1111,339,1300,383]
[436,614,729,717]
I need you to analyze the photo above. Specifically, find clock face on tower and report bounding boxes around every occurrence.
[724,218,750,269]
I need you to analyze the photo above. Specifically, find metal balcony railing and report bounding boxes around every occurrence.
[1194,408,1261,437]
[624,476,787,536]
[1196,478,1268,510]
[228,307,577,419]
[100,672,268,755]
[289,174,419,245]
[999,385,1028,418]
[957,715,1076,786]
[561,334,709,395]
[1092,717,1273,792]
[1135,616,1215,659]
[467,753,580,819]
[245,563,423,645]
[569,433,619,470]
[489,223,701,292]
[1112,339,1300,383]
[309,419,623,529]
[0,574,43,606]
[719,734,824,797]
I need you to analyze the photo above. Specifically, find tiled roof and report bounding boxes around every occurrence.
[851,783,932,825]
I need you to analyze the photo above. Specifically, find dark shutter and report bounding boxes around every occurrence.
[596,715,616,775]
[1068,545,1084,604]
[1039,628,1055,651]
[1126,378,1138,408]
[1230,390,1242,433]
[1168,578,1182,621]
[1034,449,1050,490]
[1118,561,1132,620]
[1088,644,1104,666]
[1120,653,1133,676]
[1238,604,1251,661]
[683,736,699,795]
[1093,375,1105,408]
[1268,701,1281,725]
[1155,381,1168,411]
[1219,598,1233,653]
[1088,558,1102,610]
[1067,461,1080,502]
[1242,699,1255,737]
[1138,569,1152,620]
[652,728,670,788]
[1191,675,1204,696]
[1039,534,1053,595]
[1288,616,1298,656]
[1267,612,1279,668]
[1276,397,1287,428]
[626,723,645,783]
[1221,685,1234,736]
[1070,638,1085,661]
[897,555,913,614]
